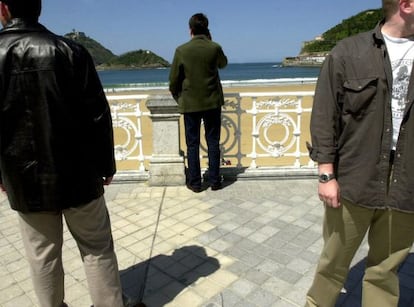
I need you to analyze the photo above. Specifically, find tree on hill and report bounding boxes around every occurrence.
[301,8,383,54]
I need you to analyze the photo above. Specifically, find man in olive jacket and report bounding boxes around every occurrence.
[306,0,414,306]
[0,1,133,306]
[169,13,227,192]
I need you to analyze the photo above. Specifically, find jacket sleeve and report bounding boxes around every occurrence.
[168,49,184,102]
[80,48,116,177]
[309,53,344,164]
[0,64,4,184]
[217,46,228,69]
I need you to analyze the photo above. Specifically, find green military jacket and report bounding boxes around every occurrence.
[169,34,228,113]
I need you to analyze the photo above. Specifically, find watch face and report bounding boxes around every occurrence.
[319,173,334,183]
[320,174,329,182]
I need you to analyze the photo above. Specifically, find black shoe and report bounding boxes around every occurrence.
[186,184,201,193]
[91,295,145,307]
[123,295,146,307]
[211,183,222,191]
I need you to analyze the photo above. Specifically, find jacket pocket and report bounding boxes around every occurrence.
[342,77,378,115]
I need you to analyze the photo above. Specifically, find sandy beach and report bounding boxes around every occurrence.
[106,82,316,172]
[106,82,316,96]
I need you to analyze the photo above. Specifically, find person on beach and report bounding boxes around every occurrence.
[169,13,228,193]
[0,1,141,306]
[306,0,414,306]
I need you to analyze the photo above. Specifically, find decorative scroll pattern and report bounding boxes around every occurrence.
[107,91,315,173]
[199,95,243,168]
[107,95,150,172]
[198,91,315,169]
[243,92,314,168]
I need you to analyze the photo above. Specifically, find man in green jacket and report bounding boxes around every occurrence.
[306,0,414,306]
[169,13,228,192]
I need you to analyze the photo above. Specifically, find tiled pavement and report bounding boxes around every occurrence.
[1,179,414,307]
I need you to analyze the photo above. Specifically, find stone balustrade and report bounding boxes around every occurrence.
[107,90,318,185]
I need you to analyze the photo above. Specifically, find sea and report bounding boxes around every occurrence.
[97,62,321,91]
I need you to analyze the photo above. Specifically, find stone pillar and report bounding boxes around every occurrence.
[146,95,185,186]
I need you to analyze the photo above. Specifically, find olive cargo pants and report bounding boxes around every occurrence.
[305,199,414,307]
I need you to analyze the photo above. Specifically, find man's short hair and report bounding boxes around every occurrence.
[2,0,42,19]
[189,13,209,36]
[382,0,399,20]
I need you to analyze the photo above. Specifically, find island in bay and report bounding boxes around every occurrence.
[64,30,170,70]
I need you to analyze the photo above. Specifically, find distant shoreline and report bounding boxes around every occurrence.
[103,77,318,93]
[104,79,317,96]
[282,53,327,67]
[96,65,169,71]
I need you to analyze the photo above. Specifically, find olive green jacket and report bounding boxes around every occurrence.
[169,34,227,113]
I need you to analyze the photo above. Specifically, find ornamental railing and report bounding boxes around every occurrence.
[197,91,316,179]
[106,90,317,182]
[242,91,315,169]
[107,94,150,180]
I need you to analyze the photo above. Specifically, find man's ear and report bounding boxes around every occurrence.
[0,2,11,20]
[400,0,414,14]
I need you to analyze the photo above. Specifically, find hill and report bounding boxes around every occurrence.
[63,30,170,69]
[64,31,116,65]
[283,8,383,66]
[99,49,170,70]
[301,8,383,54]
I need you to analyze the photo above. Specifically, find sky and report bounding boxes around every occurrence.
[40,0,382,64]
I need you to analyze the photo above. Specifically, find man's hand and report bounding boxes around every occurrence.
[318,179,341,208]
[103,176,113,185]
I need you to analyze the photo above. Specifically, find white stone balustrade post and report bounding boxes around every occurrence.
[146,95,185,186]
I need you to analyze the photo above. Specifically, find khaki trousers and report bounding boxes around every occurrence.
[18,196,124,307]
[305,199,414,307]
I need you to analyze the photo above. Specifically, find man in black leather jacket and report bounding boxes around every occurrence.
[0,1,131,306]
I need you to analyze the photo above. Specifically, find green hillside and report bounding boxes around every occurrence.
[63,30,170,69]
[100,49,170,69]
[64,31,116,65]
[301,8,383,54]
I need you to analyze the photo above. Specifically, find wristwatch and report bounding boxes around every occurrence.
[318,173,335,183]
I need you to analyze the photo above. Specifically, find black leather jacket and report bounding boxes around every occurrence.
[0,19,116,212]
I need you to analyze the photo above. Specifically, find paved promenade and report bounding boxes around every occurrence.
[1,179,414,307]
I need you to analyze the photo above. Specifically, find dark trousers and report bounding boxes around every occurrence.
[184,107,221,188]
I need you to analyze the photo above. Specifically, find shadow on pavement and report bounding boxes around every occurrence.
[120,245,220,306]
[336,253,414,307]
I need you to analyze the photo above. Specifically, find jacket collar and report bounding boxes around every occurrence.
[192,34,209,40]
[372,19,386,49]
[0,18,47,34]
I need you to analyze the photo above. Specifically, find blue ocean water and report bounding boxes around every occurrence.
[97,62,321,90]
